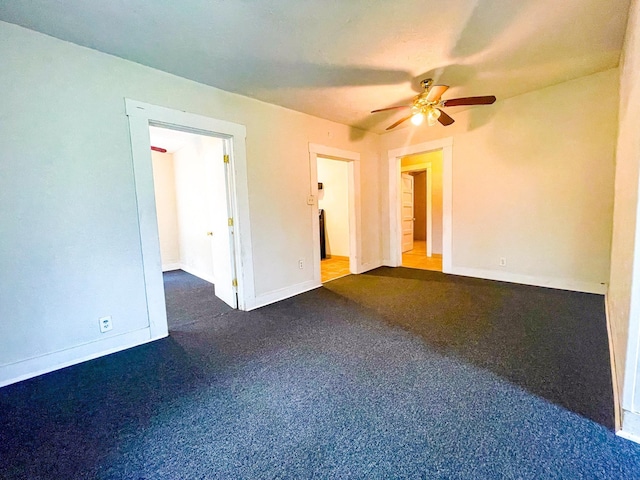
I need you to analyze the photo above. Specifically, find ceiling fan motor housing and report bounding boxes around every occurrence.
[420,78,433,90]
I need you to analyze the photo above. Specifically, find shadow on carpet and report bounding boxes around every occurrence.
[325,267,614,428]
[1,267,638,478]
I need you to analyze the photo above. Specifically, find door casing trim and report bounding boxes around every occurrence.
[387,138,453,272]
[309,143,361,284]
[126,98,255,328]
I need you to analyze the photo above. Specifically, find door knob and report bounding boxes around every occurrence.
[206,232,213,236]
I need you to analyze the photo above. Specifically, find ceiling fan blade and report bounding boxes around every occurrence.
[386,114,413,130]
[437,109,455,126]
[442,95,496,107]
[426,85,449,102]
[371,105,411,113]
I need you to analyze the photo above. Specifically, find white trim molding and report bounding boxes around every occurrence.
[619,410,640,444]
[0,329,154,388]
[179,265,216,286]
[359,260,384,273]
[622,223,640,414]
[450,266,607,294]
[125,99,256,322]
[309,143,362,284]
[604,292,622,432]
[245,280,321,311]
[162,264,215,284]
[388,138,453,272]
[162,263,181,272]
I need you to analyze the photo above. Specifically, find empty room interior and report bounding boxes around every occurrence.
[2,1,640,477]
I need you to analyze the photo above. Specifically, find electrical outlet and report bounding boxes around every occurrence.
[499,257,507,267]
[99,315,113,333]
[298,259,304,269]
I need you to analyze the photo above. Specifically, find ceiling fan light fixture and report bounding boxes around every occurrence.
[373,78,495,130]
[427,107,441,126]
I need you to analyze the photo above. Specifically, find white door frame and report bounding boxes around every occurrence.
[125,99,255,336]
[388,137,453,272]
[401,163,433,257]
[308,143,361,284]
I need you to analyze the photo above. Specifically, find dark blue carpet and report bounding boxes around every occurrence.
[1,269,640,479]
[328,267,615,428]
[163,269,233,328]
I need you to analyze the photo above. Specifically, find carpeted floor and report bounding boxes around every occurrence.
[1,268,640,479]
[163,269,233,328]
[327,267,614,428]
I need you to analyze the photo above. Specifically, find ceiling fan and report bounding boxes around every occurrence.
[371,79,496,130]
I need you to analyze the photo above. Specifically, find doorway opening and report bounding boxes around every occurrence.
[126,99,255,340]
[400,152,444,272]
[317,156,351,282]
[308,143,361,285]
[387,138,453,273]
[149,126,238,324]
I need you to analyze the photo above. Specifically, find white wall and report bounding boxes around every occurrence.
[609,0,640,438]
[151,151,180,268]
[173,135,224,283]
[380,69,618,293]
[151,133,226,282]
[0,21,382,386]
[318,157,350,257]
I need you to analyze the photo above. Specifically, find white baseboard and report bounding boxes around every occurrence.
[246,279,321,311]
[162,262,181,272]
[179,264,216,285]
[357,260,383,274]
[619,410,640,444]
[0,328,164,388]
[617,430,640,443]
[382,258,400,268]
[604,292,622,432]
[449,266,607,294]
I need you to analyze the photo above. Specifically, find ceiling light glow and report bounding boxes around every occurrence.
[411,112,424,126]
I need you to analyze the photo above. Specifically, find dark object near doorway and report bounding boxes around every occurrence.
[319,208,326,259]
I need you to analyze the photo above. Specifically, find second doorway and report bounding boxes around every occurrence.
[318,156,352,283]
[400,150,444,272]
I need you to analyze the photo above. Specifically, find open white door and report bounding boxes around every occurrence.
[401,173,414,253]
[205,136,238,308]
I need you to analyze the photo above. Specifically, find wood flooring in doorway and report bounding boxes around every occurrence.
[402,240,442,272]
[321,256,350,283]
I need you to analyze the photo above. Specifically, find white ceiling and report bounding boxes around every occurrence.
[0,0,631,133]
[149,126,194,154]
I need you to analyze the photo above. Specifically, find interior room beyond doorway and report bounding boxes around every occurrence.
[400,151,443,272]
[317,156,351,283]
[149,125,239,310]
